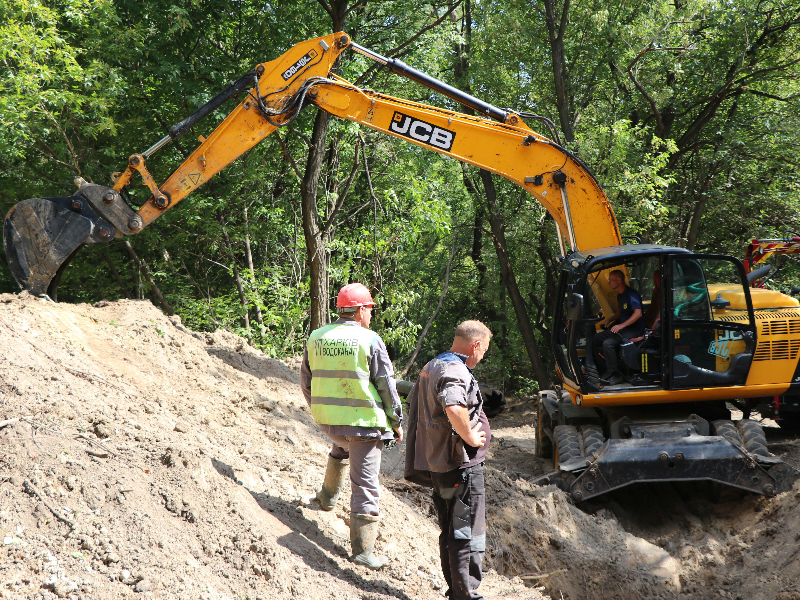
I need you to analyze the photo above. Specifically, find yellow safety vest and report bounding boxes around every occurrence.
[307,323,390,430]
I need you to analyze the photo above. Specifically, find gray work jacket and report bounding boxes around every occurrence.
[300,318,402,440]
[404,351,485,487]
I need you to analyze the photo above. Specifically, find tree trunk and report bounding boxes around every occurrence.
[92,244,131,299]
[122,241,174,316]
[453,5,551,389]
[479,170,551,390]
[471,205,487,299]
[301,0,349,332]
[685,171,716,250]
[242,200,264,328]
[301,110,333,332]
[452,0,471,92]
[542,0,574,144]
[401,238,457,375]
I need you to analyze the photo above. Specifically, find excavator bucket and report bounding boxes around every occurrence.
[4,197,93,298]
[3,184,131,299]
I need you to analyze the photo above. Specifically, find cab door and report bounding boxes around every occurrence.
[665,254,756,389]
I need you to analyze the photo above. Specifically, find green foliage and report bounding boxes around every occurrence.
[1,0,799,395]
[579,121,677,236]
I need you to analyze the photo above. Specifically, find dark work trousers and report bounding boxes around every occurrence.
[431,464,486,600]
[593,327,639,374]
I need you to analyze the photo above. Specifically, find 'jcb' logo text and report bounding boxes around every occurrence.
[389,112,455,151]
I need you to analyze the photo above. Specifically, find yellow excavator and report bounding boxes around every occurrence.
[5,32,799,499]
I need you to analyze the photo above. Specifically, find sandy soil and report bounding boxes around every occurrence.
[0,293,545,600]
[2,292,800,600]
[487,399,800,600]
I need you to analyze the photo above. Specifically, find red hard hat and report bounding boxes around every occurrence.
[337,283,376,308]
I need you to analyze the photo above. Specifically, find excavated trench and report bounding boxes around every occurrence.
[479,399,800,600]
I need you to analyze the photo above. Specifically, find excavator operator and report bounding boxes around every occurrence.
[593,269,644,384]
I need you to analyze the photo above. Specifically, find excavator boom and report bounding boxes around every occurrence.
[3,32,620,301]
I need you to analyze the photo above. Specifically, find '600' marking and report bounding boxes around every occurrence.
[389,112,455,151]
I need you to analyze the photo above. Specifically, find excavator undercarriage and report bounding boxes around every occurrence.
[536,390,799,502]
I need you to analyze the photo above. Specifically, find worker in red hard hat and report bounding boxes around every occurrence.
[300,282,403,570]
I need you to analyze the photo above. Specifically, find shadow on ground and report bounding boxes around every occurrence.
[210,456,415,600]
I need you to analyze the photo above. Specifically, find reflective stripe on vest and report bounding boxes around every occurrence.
[307,323,389,430]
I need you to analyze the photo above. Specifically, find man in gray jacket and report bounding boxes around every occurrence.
[405,320,492,600]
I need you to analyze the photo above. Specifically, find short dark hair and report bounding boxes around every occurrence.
[609,269,625,281]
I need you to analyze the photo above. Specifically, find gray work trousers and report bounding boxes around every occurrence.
[432,464,486,600]
[326,435,383,516]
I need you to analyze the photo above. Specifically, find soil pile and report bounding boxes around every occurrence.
[487,402,800,600]
[3,292,800,600]
[0,293,544,600]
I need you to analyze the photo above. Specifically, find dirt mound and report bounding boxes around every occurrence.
[487,401,800,600]
[4,292,800,600]
[0,293,545,600]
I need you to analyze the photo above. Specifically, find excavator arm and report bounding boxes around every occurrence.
[3,32,621,300]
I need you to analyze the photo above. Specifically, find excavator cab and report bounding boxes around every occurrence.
[537,244,800,502]
[553,245,757,396]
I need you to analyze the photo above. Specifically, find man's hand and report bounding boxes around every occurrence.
[612,309,641,334]
[445,405,486,448]
[465,420,486,448]
[393,426,404,444]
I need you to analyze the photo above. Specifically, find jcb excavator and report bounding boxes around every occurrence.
[738,236,800,431]
[5,32,800,500]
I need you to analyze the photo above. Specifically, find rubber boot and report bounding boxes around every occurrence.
[350,512,387,570]
[315,456,349,511]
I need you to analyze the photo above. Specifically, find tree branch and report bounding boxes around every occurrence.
[274,131,303,179]
[626,47,664,138]
[558,0,570,41]
[746,88,799,102]
[322,135,362,234]
[315,0,334,19]
[354,1,462,86]
[401,236,458,375]
[287,123,313,149]
[122,241,175,316]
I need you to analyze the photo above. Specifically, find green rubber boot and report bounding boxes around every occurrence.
[350,512,388,570]
[315,456,349,511]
